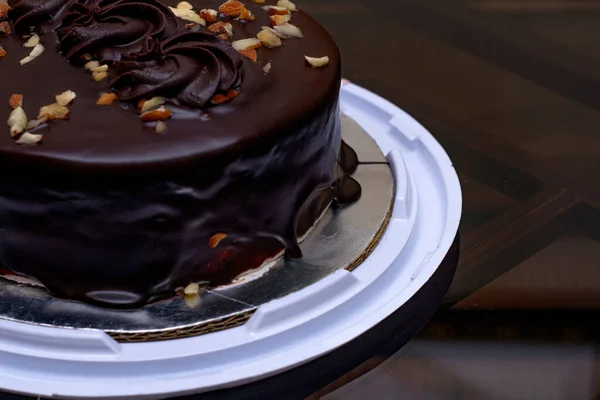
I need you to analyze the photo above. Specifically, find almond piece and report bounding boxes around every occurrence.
[84,60,100,70]
[257,29,282,48]
[208,233,228,248]
[211,89,239,105]
[176,1,193,9]
[270,14,291,26]
[0,46,6,58]
[277,0,297,11]
[25,116,48,130]
[238,7,255,21]
[141,106,172,122]
[90,64,108,73]
[184,282,200,295]
[9,94,23,109]
[0,21,11,35]
[219,0,245,17]
[264,6,290,15]
[208,21,233,37]
[92,71,108,81]
[38,103,70,120]
[156,121,168,134]
[199,9,218,23]
[232,37,261,51]
[238,48,258,62]
[15,132,42,145]
[0,4,9,21]
[140,96,166,113]
[8,106,27,137]
[305,55,329,68]
[274,23,303,38]
[96,92,117,105]
[169,7,206,25]
[23,34,39,48]
[20,43,44,65]
[263,62,272,74]
[55,90,77,106]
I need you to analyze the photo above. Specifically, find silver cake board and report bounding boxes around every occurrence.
[0,114,394,343]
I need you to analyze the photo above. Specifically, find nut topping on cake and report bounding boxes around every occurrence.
[20,43,44,66]
[140,97,166,113]
[7,106,27,136]
[25,117,48,130]
[219,0,245,17]
[264,6,290,15]
[274,23,304,38]
[23,34,39,48]
[277,0,298,11]
[270,14,291,26]
[232,38,262,51]
[141,106,172,122]
[96,93,117,105]
[263,62,272,74]
[15,132,42,145]
[238,48,258,62]
[209,233,228,248]
[208,21,234,37]
[305,55,330,67]
[0,21,11,35]
[199,9,218,23]
[9,94,23,109]
[155,121,168,134]
[38,103,70,120]
[257,29,282,48]
[55,90,76,107]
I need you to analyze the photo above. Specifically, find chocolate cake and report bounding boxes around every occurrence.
[0,0,361,308]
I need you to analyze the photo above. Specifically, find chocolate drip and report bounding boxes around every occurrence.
[333,141,362,207]
[57,0,178,62]
[111,32,243,108]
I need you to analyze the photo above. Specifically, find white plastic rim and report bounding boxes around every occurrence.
[0,82,462,400]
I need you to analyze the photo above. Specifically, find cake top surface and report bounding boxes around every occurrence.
[0,0,340,171]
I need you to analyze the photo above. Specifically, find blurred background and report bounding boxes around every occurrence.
[301,0,600,398]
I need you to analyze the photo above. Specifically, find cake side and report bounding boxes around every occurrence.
[0,0,361,308]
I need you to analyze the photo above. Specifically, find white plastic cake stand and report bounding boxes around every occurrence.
[0,82,462,400]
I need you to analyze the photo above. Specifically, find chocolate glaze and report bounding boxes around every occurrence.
[0,0,361,308]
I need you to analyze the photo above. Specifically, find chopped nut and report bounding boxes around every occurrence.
[8,106,27,137]
[141,106,172,122]
[0,4,9,21]
[238,7,255,21]
[156,121,168,134]
[176,1,193,9]
[92,71,108,81]
[263,62,272,74]
[183,282,200,295]
[264,5,290,15]
[140,96,166,113]
[84,60,100,70]
[238,48,258,62]
[209,233,228,248]
[208,21,233,37]
[20,43,45,65]
[15,132,42,145]
[25,116,48,130]
[274,23,304,38]
[185,23,198,30]
[211,89,239,105]
[257,29,282,48]
[38,103,70,120]
[219,0,245,17]
[199,9,218,23]
[253,0,265,3]
[55,90,76,106]
[169,7,206,25]
[232,37,262,51]
[23,34,39,48]
[9,94,23,109]
[0,21,11,35]
[270,13,291,26]
[277,0,297,11]
[305,55,330,68]
[90,64,108,73]
[96,92,117,105]
[0,46,6,58]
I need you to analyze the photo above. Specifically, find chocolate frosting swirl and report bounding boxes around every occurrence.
[8,0,75,33]
[110,32,244,108]
[56,0,178,62]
